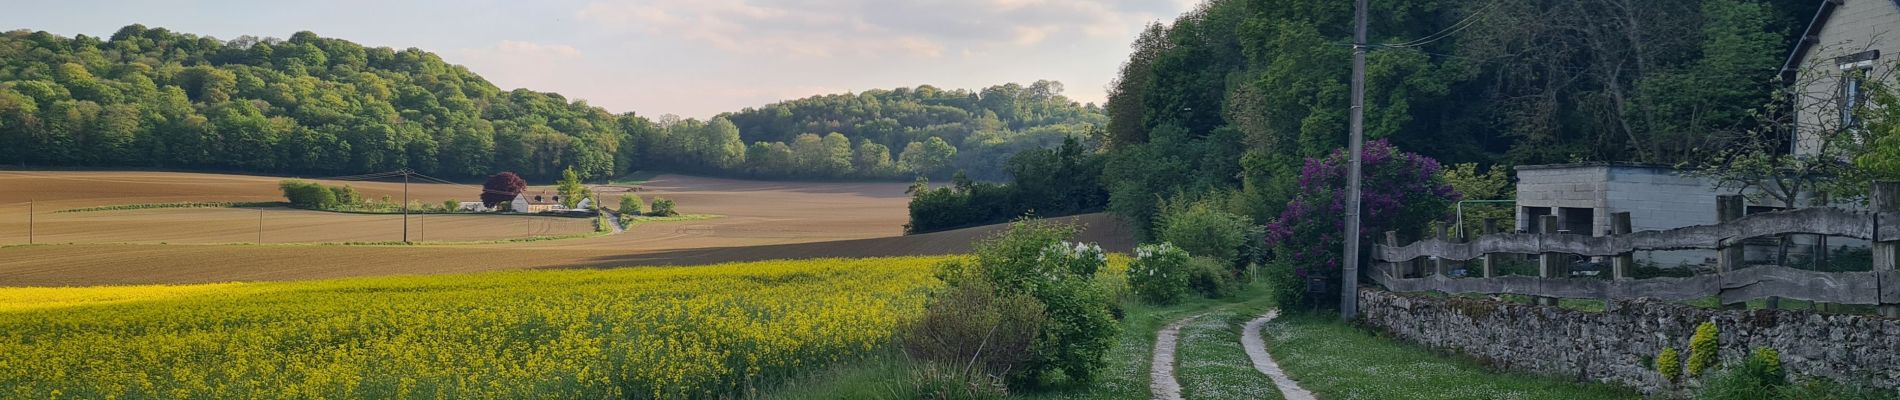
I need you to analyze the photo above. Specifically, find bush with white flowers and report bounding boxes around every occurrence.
[1128,242,1192,304]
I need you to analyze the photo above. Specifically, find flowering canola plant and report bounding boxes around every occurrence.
[0,257,947,399]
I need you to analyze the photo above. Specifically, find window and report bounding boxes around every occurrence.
[1842,67,1869,127]
[1837,50,1880,128]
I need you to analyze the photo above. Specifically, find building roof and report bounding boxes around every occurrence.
[1780,0,1844,82]
[519,191,562,205]
[1779,0,1900,81]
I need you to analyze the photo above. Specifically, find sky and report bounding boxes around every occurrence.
[1,0,1197,119]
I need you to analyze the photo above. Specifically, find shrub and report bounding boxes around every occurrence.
[1688,321,1719,378]
[330,185,361,205]
[441,199,459,212]
[619,194,643,215]
[278,180,337,209]
[902,276,1046,386]
[1186,256,1238,298]
[1265,140,1459,308]
[648,198,677,217]
[935,219,1118,388]
[1736,347,1784,388]
[1697,347,1787,400]
[1657,347,1682,383]
[1127,243,1191,304]
[907,362,1010,400]
[1155,198,1252,269]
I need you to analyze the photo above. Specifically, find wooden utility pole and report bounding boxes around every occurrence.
[1340,0,1369,320]
[402,169,410,243]
[26,200,32,245]
[258,209,264,245]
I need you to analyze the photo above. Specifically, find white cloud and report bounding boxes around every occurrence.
[575,0,1171,59]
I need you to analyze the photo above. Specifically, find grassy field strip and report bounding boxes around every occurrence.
[1240,310,1313,400]
[1173,303,1284,400]
[1260,313,1641,400]
[1148,313,1201,400]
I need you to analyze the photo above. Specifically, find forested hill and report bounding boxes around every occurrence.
[0,25,1103,181]
[719,81,1103,180]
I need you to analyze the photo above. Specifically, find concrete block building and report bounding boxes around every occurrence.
[1515,163,1732,267]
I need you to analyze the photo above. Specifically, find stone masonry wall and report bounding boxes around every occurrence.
[1358,289,1900,395]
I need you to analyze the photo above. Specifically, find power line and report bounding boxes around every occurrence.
[1377,0,1502,49]
[308,170,406,181]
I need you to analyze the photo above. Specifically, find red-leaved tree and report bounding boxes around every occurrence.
[481,172,527,207]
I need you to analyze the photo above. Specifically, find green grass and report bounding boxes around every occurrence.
[56,201,283,213]
[1009,281,1278,400]
[761,278,1279,400]
[1173,300,1282,400]
[1260,312,1641,400]
[767,351,922,400]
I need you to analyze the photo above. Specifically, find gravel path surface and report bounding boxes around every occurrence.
[1243,309,1316,400]
[1150,313,1202,400]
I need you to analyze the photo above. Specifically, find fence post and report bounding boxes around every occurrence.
[1385,231,1400,278]
[1717,195,1745,273]
[1538,214,1560,306]
[1874,182,1900,318]
[1482,218,1497,278]
[1612,212,1632,280]
[1433,221,1449,277]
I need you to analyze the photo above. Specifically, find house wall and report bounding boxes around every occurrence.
[1514,165,1610,234]
[1517,164,1727,266]
[1603,167,1723,266]
[1794,0,1900,156]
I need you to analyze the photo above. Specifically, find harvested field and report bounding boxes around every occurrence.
[0,171,1135,286]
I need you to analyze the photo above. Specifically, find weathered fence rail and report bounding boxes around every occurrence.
[1380,208,1892,261]
[1369,182,1900,316]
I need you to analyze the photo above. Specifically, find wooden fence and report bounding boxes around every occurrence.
[1369,182,1900,317]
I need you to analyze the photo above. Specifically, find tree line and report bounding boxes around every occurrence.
[0,25,1102,181]
[1092,0,1822,233]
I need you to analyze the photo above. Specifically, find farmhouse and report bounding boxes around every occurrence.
[1784,0,1900,156]
[511,192,567,213]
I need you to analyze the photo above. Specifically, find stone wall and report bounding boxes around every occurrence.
[1357,289,1900,395]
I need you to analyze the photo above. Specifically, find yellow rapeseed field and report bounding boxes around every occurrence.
[0,257,948,399]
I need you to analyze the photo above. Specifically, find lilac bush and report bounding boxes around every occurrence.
[1264,140,1459,306]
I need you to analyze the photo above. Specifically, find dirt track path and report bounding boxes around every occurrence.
[1150,313,1202,400]
[1243,310,1315,400]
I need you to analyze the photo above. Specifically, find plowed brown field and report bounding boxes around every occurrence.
[0,171,1134,286]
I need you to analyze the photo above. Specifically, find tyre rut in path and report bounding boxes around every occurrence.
[1149,313,1201,400]
[1242,309,1315,400]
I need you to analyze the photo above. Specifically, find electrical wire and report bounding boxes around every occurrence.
[1377,0,1502,49]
